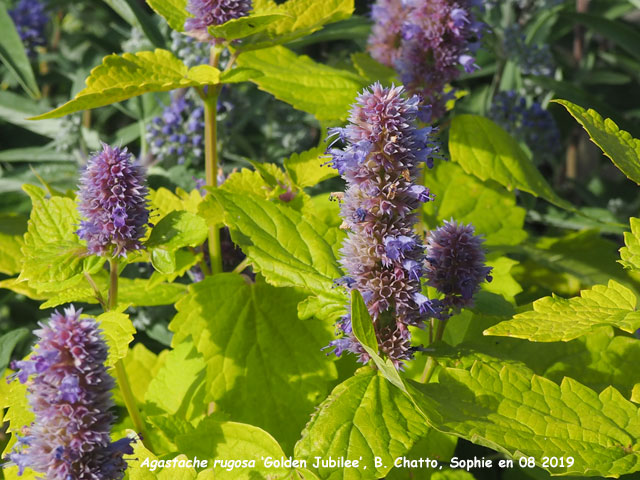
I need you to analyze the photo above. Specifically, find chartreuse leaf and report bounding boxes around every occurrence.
[145,0,187,32]
[95,311,135,367]
[170,274,337,450]
[620,218,640,271]
[237,45,363,121]
[449,115,573,211]
[422,161,527,246]
[122,343,168,404]
[485,280,640,342]
[295,367,429,480]
[232,0,354,50]
[554,99,640,185]
[146,210,207,274]
[2,372,37,479]
[210,190,345,304]
[409,360,640,477]
[351,289,407,392]
[0,4,40,98]
[18,185,105,292]
[144,340,206,422]
[207,13,290,41]
[31,50,220,120]
[456,326,640,400]
[0,214,26,275]
[149,187,203,219]
[284,145,338,189]
[176,416,294,478]
[127,433,200,480]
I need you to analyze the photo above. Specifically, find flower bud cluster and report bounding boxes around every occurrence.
[424,221,492,310]
[184,0,252,43]
[9,0,48,58]
[489,91,561,164]
[5,306,133,479]
[327,83,441,368]
[77,144,150,257]
[368,0,483,119]
[146,93,205,167]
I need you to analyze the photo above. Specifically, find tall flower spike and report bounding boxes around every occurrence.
[4,306,134,479]
[184,0,252,43]
[327,83,441,368]
[424,220,492,310]
[77,144,150,257]
[368,0,483,119]
[9,0,49,58]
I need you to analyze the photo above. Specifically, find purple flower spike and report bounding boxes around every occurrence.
[368,0,483,119]
[77,144,150,257]
[9,0,48,58]
[4,306,134,479]
[425,220,493,309]
[184,0,252,43]
[326,83,441,368]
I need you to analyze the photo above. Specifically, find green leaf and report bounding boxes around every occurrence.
[102,0,166,48]
[422,161,527,246]
[485,280,640,342]
[449,115,573,211]
[208,13,291,41]
[146,0,188,32]
[620,218,640,271]
[409,360,640,477]
[146,210,208,251]
[0,329,29,374]
[554,99,640,185]
[176,417,292,478]
[0,4,40,98]
[122,343,167,404]
[0,91,64,138]
[297,295,345,323]
[170,274,337,450]
[568,13,640,62]
[350,290,407,392]
[0,213,26,275]
[19,185,105,292]
[458,325,640,400]
[219,66,263,83]
[31,50,220,120]
[295,368,430,479]
[351,52,397,86]
[350,289,378,353]
[284,145,338,189]
[233,0,354,50]
[96,311,135,367]
[144,340,206,421]
[237,45,363,121]
[211,190,345,301]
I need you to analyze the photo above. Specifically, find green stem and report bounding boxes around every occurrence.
[108,257,154,452]
[420,319,446,384]
[232,257,250,275]
[204,95,224,275]
[83,272,106,310]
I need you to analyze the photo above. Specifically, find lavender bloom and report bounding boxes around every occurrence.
[9,0,48,58]
[146,93,205,166]
[489,91,561,164]
[368,0,483,119]
[170,30,210,67]
[184,0,252,43]
[77,144,150,257]
[327,83,441,368]
[4,306,133,479]
[503,25,554,77]
[424,220,492,309]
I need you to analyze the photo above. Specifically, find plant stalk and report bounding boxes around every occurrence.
[204,95,224,275]
[108,257,154,452]
[420,319,446,384]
